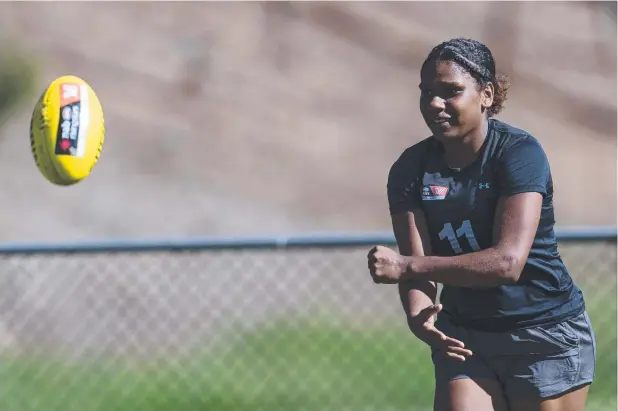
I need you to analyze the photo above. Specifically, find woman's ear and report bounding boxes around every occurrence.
[480,82,495,109]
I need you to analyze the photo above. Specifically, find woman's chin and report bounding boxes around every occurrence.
[430,124,459,140]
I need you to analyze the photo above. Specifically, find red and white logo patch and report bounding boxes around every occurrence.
[430,186,449,197]
[422,185,449,200]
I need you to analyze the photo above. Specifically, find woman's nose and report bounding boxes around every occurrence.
[429,95,446,111]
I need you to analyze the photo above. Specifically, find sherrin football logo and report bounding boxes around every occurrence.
[30,75,105,186]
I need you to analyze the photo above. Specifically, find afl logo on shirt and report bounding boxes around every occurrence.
[422,185,449,201]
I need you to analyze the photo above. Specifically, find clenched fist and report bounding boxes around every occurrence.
[367,245,407,284]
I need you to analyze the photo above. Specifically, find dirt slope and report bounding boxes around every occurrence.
[0,1,614,243]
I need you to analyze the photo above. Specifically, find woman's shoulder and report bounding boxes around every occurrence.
[491,119,534,139]
[394,136,437,164]
[490,119,546,155]
[388,136,436,183]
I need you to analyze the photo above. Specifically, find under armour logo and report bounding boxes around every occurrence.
[478,183,490,189]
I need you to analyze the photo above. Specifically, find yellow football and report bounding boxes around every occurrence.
[29,75,104,186]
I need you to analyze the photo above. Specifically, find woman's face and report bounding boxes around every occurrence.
[419,60,493,142]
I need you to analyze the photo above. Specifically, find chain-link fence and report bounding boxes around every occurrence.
[0,231,615,411]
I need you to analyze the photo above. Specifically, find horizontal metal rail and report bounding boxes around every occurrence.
[0,226,613,255]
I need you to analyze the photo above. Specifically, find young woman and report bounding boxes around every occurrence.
[367,38,596,411]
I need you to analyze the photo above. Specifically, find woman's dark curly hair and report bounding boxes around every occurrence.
[421,38,511,117]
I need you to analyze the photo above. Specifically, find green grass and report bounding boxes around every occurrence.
[580,282,617,409]
[0,322,435,411]
[0,291,615,411]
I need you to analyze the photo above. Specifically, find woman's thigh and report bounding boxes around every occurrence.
[432,316,508,411]
[434,377,509,411]
[509,384,590,411]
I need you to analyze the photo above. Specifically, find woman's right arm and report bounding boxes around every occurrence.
[386,147,471,360]
[386,148,437,319]
[392,210,437,319]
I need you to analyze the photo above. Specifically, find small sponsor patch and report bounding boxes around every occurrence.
[422,185,449,200]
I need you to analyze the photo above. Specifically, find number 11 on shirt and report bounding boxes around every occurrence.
[439,220,481,254]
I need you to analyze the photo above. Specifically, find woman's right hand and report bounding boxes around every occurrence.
[409,303,473,362]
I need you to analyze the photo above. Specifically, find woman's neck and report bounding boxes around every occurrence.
[442,118,490,169]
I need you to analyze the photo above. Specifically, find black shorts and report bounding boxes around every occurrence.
[432,311,596,399]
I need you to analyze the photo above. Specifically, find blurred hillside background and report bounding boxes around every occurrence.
[0,2,615,411]
[0,1,614,242]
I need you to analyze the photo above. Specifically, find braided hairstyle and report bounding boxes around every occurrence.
[421,38,511,117]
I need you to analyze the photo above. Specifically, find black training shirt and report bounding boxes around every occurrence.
[387,119,585,331]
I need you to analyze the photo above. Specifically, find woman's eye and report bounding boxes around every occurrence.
[420,89,433,97]
[420,88,462,99]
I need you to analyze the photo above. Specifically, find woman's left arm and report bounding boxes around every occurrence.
[368,136,551,288]
[401,192,542,287]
